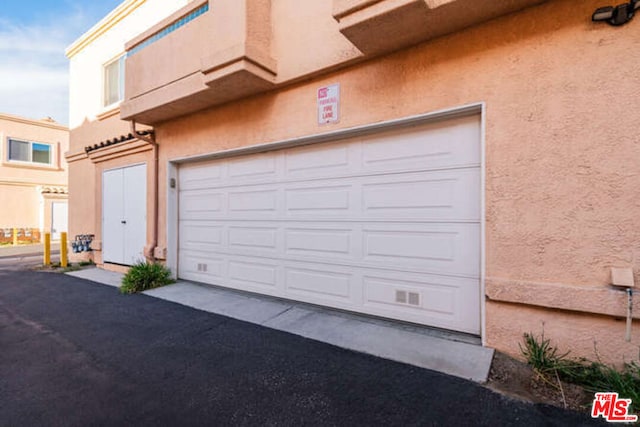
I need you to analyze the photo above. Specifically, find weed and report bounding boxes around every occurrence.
[521,332,640,412]
[563,361,640,413]
[61,264,81,273]
[120,261,174,294]
[520,331,570,374]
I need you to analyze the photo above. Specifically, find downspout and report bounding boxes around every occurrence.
[131,120,158,263]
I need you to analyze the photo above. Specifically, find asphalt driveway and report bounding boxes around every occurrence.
[0,270,602,426]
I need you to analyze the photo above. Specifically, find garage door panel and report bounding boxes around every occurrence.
[182,169,479,221]
[179,163,223,191]
[228,260,279,290]
[178,116,481,334]
[361,117,480,173]
[227,152,278,182]
[180,221,478,275]
[181,222,355,262]
[228,189,278,213]
[178,251,225,280]
[285,185,352,215]
[362,272,479,334]
[284,266,353,302]
[361,168,480,220]
[364,276,456,315]
[363,178,457,212]
[284,227,352,257]
[179,224,224,253]
[362,223,480,277]
[284,143,351,179]
[229,226,278,251]
[179,191,225,220]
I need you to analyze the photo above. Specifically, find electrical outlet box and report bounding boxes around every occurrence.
[611,267,635,287]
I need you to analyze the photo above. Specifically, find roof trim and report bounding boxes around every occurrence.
[84,130,153,153]
[0,113,68,131]
[65,0,147,59]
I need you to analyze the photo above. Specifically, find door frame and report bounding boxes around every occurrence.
[166,103,487,343]
[101,162,147,265]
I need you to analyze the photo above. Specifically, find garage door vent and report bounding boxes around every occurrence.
[197,263,208,273]
[408,292,420,307]
[396,290,420,306]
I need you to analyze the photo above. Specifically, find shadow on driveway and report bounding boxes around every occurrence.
[0,270,604,426]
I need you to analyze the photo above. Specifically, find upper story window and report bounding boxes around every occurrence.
[103,55,125,107]
[8,138,52,165]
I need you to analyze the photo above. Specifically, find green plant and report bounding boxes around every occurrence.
[563,361,640,413]
[120,261,174,294]
[78,260,94,267]
[520,332,640,413]
[62,264,81,273]
[520,331,571,374]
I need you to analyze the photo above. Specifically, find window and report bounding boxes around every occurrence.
[127,3,210,56]
[8,139,52,165]
[104,55,125,107]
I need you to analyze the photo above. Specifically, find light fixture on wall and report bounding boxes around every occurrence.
[592,0,640,26]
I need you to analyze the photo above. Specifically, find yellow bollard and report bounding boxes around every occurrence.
[44,233,51,266]
[12,228,17,246]
[60,232,68,268]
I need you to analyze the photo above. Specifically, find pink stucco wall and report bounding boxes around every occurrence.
[68,0,640,363]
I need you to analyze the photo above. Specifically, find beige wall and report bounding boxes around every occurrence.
[67,115,153,263]
[0,185,40,228]
[0,115,68,185]
[68,0,640,363]
[0,114,68,230]
[67,150,96,251]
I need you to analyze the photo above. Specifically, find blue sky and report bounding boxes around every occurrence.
[0,1,123,125]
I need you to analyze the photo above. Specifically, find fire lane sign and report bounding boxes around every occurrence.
[317,84,340,125]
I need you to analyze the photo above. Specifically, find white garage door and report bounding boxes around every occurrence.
[178,115,481,334]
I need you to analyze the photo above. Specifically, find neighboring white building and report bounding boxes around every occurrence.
[67,0,190,128]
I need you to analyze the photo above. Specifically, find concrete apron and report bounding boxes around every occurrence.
[67,268,494,382]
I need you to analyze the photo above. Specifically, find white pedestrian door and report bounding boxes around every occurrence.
[102,164,147,265]
[51,202,68,240]
[178,115,482,334]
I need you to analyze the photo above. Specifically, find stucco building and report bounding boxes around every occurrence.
[66,0,640,364]
[0,113,69,241]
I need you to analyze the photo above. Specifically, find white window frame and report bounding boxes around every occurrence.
[103,54,126,108]
[6,138,54,166]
